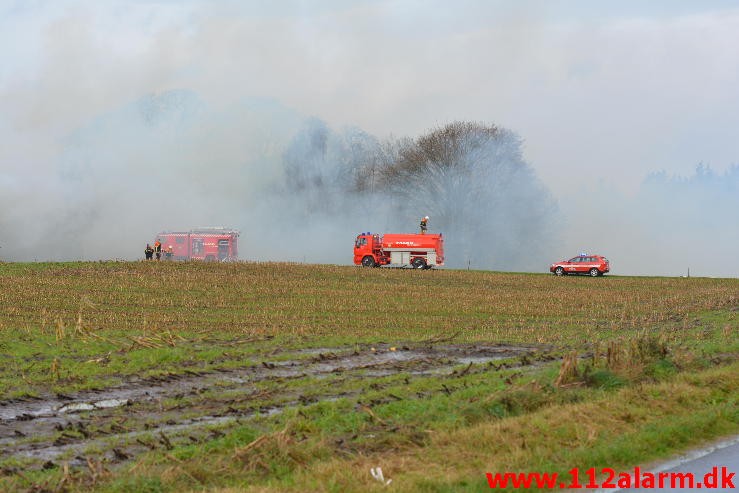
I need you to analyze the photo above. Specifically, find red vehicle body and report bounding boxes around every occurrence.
[550,254,610,276]
[354,232,444,269]
[156,228,239,261]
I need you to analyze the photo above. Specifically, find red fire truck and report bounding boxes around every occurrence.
[353,232,444,269]
[155,228,240,261]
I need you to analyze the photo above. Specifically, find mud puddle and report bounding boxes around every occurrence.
[0,342,545,470]
[13,405,289,468]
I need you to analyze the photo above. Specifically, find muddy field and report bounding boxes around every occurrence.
[0,343,548,473]
[1,264,735,491]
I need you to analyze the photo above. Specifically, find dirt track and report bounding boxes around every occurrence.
[0,343,548,472]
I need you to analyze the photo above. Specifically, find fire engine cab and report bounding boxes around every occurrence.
[156,228,239,261]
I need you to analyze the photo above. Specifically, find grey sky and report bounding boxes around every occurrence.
[1,1,737,275]
[3,1,738,191]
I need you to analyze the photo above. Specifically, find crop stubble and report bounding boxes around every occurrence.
[0,262,736,491]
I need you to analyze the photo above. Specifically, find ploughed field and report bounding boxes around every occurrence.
[0,262,736,492]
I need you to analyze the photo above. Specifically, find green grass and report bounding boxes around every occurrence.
[0,261,736,492]
[0,261,735,395]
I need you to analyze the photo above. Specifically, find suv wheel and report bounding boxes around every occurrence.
[554,266,565,276]
[589,268,600,277]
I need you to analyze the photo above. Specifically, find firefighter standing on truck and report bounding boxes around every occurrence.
[420,216,429,234]
[154,240,162,261]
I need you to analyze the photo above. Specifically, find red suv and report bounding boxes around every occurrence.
[550,255,610,276]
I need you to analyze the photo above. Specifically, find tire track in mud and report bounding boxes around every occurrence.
[0,343,546,470]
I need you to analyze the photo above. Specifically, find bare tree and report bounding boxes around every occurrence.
[376,122,558,269]
[277,119,558,270]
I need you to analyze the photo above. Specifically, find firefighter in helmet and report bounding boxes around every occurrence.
[420,216,429,234]
[153,240,162,261]
[165,245,173,260]
[144,244,154,260]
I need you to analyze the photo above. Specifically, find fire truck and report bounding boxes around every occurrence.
[155,228,239,261]
[353,232,444,269]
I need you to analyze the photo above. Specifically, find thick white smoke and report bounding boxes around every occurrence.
[0,89,737,277]
[1,3,738,276]
[1,91,559,268]
[559,165,739,277]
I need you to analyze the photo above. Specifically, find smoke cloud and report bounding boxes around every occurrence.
[559,165,739,277]
[2,83,563,269]
[1,2,737,277]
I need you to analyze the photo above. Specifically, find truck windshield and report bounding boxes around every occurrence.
[355,237,367,248]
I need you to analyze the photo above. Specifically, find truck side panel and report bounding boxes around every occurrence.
[156,229,239,261]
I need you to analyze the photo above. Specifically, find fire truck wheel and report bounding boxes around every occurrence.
[411,258,426,269]
[361,256,376,267]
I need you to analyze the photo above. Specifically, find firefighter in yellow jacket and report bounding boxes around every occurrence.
[420,216,429,234]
